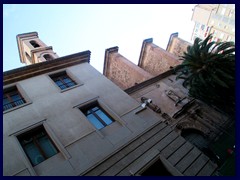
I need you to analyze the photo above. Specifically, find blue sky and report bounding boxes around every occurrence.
[3,4,196,73]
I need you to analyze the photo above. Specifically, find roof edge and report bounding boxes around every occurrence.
[4,50,91,86]
[166,32,179,52]
[138,38,153,67]
[103,46,119,76]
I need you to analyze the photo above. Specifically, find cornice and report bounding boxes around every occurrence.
[3,51,91,86]
[124,69,174,94]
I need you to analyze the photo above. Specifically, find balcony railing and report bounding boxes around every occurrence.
[3,99,25,111]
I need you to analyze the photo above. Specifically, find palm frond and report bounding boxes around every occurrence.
[175,34,235,114]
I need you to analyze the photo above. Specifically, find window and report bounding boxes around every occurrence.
[201,24,205,31]
[29,40,40,48]
[3,86,26,111]
[181,129,209,150]
[50,71,77,90]
[80,103,114,130]
[17,126,58,166]
[43,54,54,61]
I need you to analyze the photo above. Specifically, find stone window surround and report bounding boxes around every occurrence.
[17,125,59,167]
[81,103,114,130]
[3,83,32,114]
[74,96,127,139]
[10,119,71,176]
[47,69,84,93]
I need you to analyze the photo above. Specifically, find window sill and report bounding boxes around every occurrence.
[3,102,32,114]
[60,83,83,93]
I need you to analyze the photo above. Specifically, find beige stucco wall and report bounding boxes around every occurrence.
[3,62,162,176]
[192,6,212,24]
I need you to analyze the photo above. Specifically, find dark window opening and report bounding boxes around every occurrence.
[141,159,172,176]
[17,126,58,166]
[30,40,40,48]
[181,129,209,149]
[50,71,77,90]
[43,54,54,61]
[181,129,219,163]
[80,102,114,130]
[3,87,26,111]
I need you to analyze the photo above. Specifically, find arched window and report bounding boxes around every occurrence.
[30,40,40,48]
[43,54,54,61]
[181,128,220,163]
[181,129,209,149]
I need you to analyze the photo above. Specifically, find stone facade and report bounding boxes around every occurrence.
[3,51,162,176]
[126,70,232,146]
[102,33,235,175]
[103,47,153,90]
[3,32,221,176]
[166,33,192,58]
[103,36,186,90]
[138,38,182,76]
[103,34,232,146]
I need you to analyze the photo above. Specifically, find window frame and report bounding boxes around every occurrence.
[10,120,71,173]
[80,102,115,130]
[3,85,31,113]
[74,97,127,138]
[49,71,78,91]
[17,125,59,167]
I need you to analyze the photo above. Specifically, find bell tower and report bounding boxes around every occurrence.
[16,32,59,65]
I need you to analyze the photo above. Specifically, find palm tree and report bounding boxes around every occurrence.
[174,34,235,116]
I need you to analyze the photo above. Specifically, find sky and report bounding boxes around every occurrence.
[3,4,196,73]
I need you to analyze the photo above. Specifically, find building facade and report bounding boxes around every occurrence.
[103,36,184,90]
[191,4,235,42]
[103,33,235,175]
[3,32,220,176]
